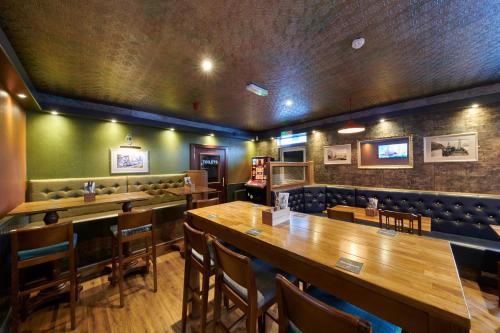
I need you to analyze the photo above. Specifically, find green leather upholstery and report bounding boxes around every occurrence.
[127,174,186,206]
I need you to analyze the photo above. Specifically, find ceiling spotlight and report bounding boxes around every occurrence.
[170,128,175,131]
[270,137,275,140]
[285,99,294,107]
[111,119,117,123]
[50,111,59,115]
[352,37,365,50]
[312,130,318,133]
[0,90,8,97]
[380,118,385,123]
[471,104,479,108]
[201,59,213,72]
[17,93,27,99]
[209,133,214,137]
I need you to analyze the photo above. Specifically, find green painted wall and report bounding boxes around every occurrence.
[27,111,256,183]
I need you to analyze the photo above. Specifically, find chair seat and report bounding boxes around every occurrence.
[191,246,215,268]
[306,287,401,333]
[110,224,152,237]
[18,233,78,261]
[224,259,297,308]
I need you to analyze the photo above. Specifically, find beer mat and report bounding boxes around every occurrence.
[335,257,363,274]
[245,229,263,237]
[292,213,307,218]
[378,229,397,237]
[207,214,219,218]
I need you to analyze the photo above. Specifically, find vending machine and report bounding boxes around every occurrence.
[245,156,274,204]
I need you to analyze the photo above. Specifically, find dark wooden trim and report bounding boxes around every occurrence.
[190,144,229,203]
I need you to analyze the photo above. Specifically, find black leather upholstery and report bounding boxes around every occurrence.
[271,187,304,212]
[303,186,326,213]
[326,186,356,207]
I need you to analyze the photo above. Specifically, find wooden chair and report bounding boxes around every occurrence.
[327,209,355,223]
[110,209,157,307]
[378,210,422,236]
[211,238,295,333]
[194,197,219,209]
[276,274,371,333]
[181,222,215,333]
[10,221,78,332]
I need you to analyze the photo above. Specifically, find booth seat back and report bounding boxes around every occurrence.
[303,185,327,213]
[127,174,186,206]
[354,187,500,241]
[326,185,356,207]
[29,177,128,221]
[271,187,304,212]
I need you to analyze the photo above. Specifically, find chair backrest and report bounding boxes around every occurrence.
[195,197,219,209]
[276,275,372,333]
[378,209,422,235]
[327,210,355,222]
[212,239,257,305]
[183,222,211,267]
[10,221,74,267]
[117,209,154,241]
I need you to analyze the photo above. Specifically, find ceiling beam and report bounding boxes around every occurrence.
[36,93,255,140]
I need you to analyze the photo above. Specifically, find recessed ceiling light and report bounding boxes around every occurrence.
[352,37,365,50]
[471,104,479,108]
[380,118,385,123]
[111,119,117,123]
[17,93,27,99]
[285,99,294,107]
[170,128,175,131]
[312,130,317,133]
[270,137,275,140]
[201,59,213,72]
[51,111,59,115]
[209,133,214,137]
[0,90,8,97]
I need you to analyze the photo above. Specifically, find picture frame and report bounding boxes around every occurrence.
[357,136,413,169]
[423,132,478,163]
[110,148,149,174]
[324,144,351,165]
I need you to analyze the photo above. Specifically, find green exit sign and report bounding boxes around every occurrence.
[280,130,293,137]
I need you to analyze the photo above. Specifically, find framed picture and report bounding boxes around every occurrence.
[110,148,149,174]
[324,144,351,165]
[357,136,413,169]
[423,132,478,163]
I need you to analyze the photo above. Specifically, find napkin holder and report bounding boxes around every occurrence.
[365,207,378,217]
[262,207,290,226]
[84,193,96,202]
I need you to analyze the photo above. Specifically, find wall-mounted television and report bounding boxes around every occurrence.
[378,143,408,159]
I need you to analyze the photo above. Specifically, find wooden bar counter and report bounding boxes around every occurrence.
[188,201,471,333]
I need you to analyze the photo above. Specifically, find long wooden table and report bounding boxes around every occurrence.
[188,201,470,333]
[327,205,432,232]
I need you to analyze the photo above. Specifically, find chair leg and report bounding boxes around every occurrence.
[111,239,117,286]
[10,291,19,333]
[201,272,210,333]
[118,244,125,308]
[70,269,76,330]
[212,277,223,333]
[258,314,266,333]
[144,238,150,274]
[181,258,191,333]
[152,238,157,293]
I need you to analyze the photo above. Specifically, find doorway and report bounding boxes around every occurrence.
[189,144,228,203]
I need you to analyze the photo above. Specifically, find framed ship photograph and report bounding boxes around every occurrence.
[357,136,413,169]
[110,148,149,174]
[324,144,351,165]
[423,132,478,163]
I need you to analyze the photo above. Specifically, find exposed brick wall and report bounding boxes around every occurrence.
[256,105,500,194]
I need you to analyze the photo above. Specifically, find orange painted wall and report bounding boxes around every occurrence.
[0,89,26,218]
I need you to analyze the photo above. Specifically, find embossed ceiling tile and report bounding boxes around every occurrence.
[0,0,499,130]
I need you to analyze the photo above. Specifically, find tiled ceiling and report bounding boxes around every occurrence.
[0,1,499,131]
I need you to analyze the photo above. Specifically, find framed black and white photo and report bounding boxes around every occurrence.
[423,132,478,163]
[324,144,351,165]
[110,148,149,174]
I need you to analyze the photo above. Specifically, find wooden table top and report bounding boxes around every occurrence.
[328,205,432,232]
[188,201,470,332]
[165,185,216,196]
[491,225,500,238]
[7,192,153,216]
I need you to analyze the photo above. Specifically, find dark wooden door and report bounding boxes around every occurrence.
[190,144,228,203]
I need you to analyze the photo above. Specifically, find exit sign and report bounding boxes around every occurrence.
[280,130,293,137]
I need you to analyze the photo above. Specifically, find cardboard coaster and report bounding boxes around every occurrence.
[378,229,397,237]
[245,228,263,237]
[207,214,219,218]
[335,257,363,274]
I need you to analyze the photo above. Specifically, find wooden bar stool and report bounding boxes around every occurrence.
[327,209,355,223]
[181,222,215,333]
[378,210,422,235]
[110,209,157,307]
[194,197,219,209]
[10,221,78,332]
[211,239,296,333]
[276,274,371,333]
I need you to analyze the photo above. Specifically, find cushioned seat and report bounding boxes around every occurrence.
[110,224,152,237]
[191,244,215,268]
[223,259,296,308]
[306,286,402,333]
[18,233,78,261]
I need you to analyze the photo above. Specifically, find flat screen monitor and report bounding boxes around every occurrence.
[378,143,408,159]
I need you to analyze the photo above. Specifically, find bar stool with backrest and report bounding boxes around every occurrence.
[181,222,215,333]
[378,210,422,235]
[194,197,219,209]
[276,274,371,333]
[10,221,78,332]
[327,210,355,223]
[109,209,157,307]
[211,238,296,333]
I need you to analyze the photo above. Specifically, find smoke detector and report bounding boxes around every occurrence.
[352,37,365,50]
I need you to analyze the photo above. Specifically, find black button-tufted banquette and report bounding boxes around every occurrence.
[271,187,304,212]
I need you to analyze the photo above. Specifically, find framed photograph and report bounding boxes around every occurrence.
[357,136,413,169]
[324,144,351,165]
[110,148,149,174]
[423,132,478,163]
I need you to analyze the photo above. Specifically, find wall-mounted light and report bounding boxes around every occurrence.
[111,119,117,123]
[209,133,214,137]
[50,110,59,115]
[169,128,175,131]
[17,93,27,99]
[471,104,479,108]
[380,118,386,123]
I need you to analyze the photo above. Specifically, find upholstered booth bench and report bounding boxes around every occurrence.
[272,185,500,273]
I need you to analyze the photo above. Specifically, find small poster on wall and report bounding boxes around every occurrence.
[423,132,478,163]
[110,148,149,174]
[324,144,351,165]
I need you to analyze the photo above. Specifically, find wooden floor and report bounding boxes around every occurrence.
[18,251,500,333]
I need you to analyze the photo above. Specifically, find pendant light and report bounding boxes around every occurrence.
[338,98,365,134]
